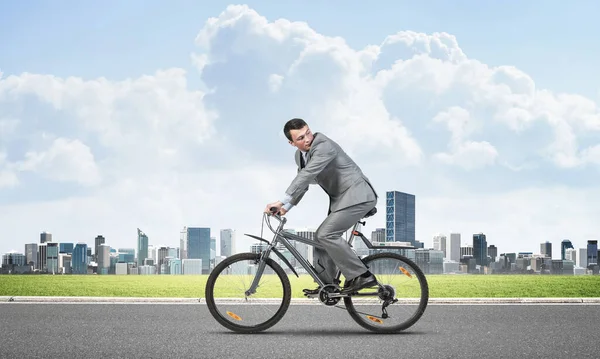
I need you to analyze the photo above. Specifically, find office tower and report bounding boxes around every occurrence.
[37,243,47,271]
[72,243,88,274]
[97,244,110,274]
[59,243,74,254]
[565,248,577,264]
[433,234,447,257]
[118,248,135,263]
[370,228,385,243]
[157,246,169,271]
[561,240,574,260]
[180,227,188,260]
[588,240,598,266]
[385,191,416,245]
[449,233,461,262]
[137,229,149,266]
[488,245,498,263]
[220,229,235,257]
[40,232,52,243]
[540,241,552,259]
[2,251,26,266]
[473,233,488,266]
[46,242,59,274]
[210,236,216,264]
[187,227,211,274]
[94,235,105,262]
[25,243,38,268]
[577,248,588,268]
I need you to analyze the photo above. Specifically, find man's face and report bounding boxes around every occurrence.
[289,125,314,152]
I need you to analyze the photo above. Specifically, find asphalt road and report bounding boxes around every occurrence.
[1,303,598,358]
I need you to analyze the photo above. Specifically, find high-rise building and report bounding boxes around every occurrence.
[94,235,105,262]
[473,233,487,266]
[488,245,498,263]
[97,244,110,275]
[180,227,188,260]
[385,191,416,246]
[40,232,52,243]
[448,233,461,262]
[59,243,74,254]
[72,243,88,274]
[587,240,598,266]
[561,240,574,260]
[46,242,59,274]
[433,234,447,257]
[565,248,577,265]
[220,229,236,257]
[540,241,552,259]
[187,227,211,274]
[2,251,26,267]
[25,243,38,268]
[37,243,47,271]
[157,246,169,271]
[210,236,216,266]
[137,229,149,266]
[370,228,385,243]
[577,248,588,268]
[118,248,135,263]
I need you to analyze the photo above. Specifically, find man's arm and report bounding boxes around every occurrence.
[284,139,337,201]
[279,185,308,212]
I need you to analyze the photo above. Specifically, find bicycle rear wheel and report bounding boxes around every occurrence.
[205,252,291,333]
[344,252,429,333]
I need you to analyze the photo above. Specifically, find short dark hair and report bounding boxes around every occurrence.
[283,118,308,141]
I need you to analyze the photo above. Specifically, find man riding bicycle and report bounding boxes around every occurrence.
[265,118,379,295]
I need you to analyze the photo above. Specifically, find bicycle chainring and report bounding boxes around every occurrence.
[318,284,341,306]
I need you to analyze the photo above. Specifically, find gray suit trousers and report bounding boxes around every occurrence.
[313,199,377,284]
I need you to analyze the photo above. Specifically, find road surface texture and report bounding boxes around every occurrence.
[1,302,598,358]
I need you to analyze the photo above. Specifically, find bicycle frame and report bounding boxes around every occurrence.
[245,212,375,296]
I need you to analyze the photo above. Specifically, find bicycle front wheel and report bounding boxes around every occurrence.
[205,252,292,333]
[344,252,429,333]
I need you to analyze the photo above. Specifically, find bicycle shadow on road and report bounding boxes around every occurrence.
[216,329,429,336]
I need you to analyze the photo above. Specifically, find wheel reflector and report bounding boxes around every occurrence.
[226,311,242,321]
[400,267,412,278]
[366,316,383,324]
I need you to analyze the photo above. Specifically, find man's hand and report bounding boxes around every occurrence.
[264,201,283,215]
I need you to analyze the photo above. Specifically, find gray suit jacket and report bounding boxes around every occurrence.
[284,132,378,212]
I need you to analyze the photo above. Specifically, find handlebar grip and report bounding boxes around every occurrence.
[269,207,279,214]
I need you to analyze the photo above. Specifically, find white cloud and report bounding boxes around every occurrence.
[268,74,283,93]
[18,138,101,186]
[432,106,498,169]
[1,4,600,257]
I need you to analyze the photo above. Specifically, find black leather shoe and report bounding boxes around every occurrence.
[302,287,320,295]
[340,274,378,295]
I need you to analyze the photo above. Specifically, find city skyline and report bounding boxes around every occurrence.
[2,224,597,263]
[2,2,600,257]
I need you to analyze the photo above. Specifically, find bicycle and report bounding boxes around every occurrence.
[205,206,429,333]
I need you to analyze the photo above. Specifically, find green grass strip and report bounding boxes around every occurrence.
[1,274,599,298]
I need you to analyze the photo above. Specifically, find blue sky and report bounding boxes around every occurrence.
[2,0,599,97]
[1,1,599,260]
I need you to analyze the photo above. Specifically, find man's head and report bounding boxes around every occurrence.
[283,118,314,152]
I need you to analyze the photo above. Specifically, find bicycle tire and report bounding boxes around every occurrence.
[344,252,429,333]
[205,252,292,333]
